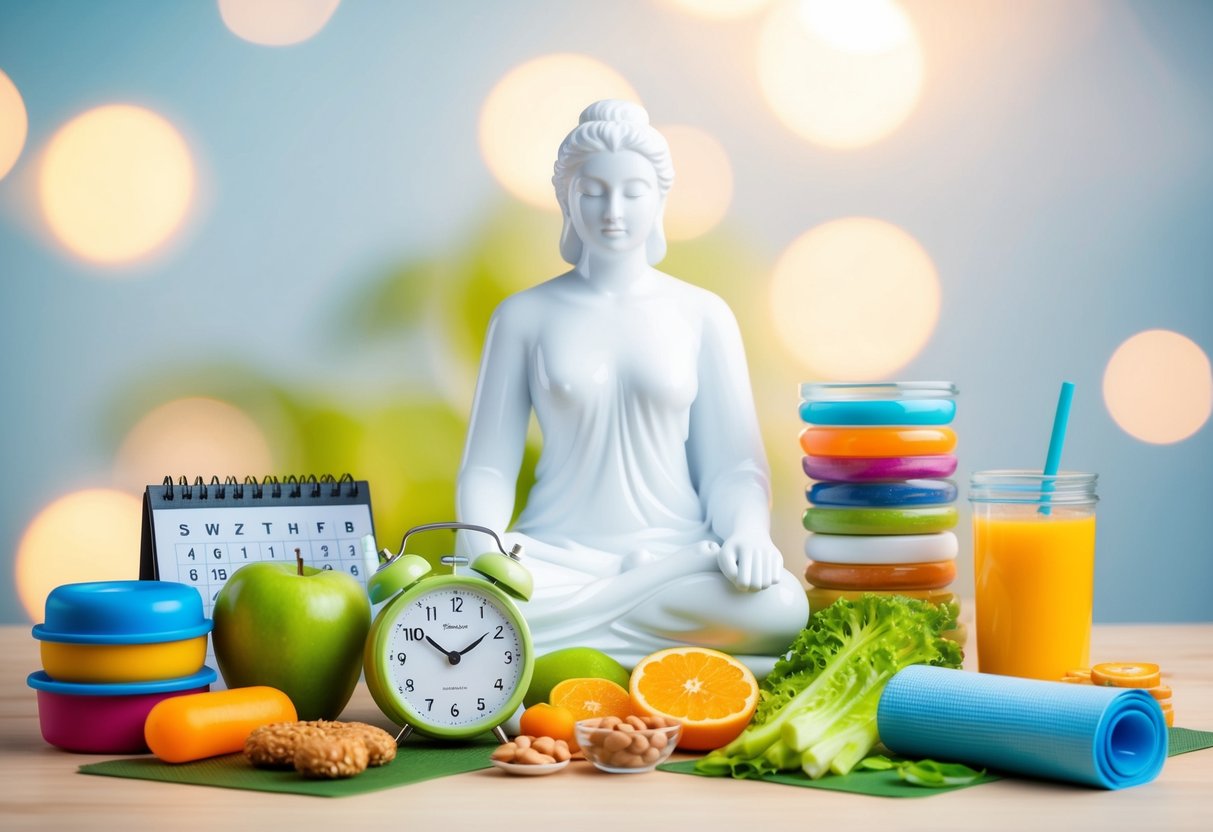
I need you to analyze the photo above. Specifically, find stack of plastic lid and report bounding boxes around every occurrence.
[799,382,965,645]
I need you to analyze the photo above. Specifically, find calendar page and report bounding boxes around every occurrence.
[139,476,377,672]
[151,503,375,610]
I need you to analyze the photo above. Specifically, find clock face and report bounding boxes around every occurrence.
[378,583,527,731]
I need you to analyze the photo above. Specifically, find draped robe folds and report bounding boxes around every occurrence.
[456,272,808,671]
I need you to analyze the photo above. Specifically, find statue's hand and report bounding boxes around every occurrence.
[716,535,783,592]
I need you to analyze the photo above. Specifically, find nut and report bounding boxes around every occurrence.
[496,735,570,767]
[577,717,681,771]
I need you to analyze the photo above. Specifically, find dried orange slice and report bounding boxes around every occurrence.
[629,647,758,751]
[1063,668,1092,682]
[1147,685,1173,702]
[549,677,633,722]
[1090,662,1161,688]
[1160,700,1175,727]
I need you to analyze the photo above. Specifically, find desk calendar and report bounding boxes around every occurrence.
[139,475,376,622]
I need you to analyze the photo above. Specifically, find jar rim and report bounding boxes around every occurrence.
[969,469,1098,504]
[799,381,958,401]
[970,469,1097,483]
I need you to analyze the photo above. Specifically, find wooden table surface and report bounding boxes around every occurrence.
[2,622,1211,830]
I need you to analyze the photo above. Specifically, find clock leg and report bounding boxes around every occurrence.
[492,725,510,744]
[393,724,414,745]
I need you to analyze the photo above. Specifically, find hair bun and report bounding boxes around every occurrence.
[578,99,649,127]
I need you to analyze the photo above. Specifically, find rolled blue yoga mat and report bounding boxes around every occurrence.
[877,665,1168,789]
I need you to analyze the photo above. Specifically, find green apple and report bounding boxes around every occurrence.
[212,554,370,720]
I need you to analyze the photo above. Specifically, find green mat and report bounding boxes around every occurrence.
[76,727,1213,799]
[658,757,999,798]
[659,727,1212,798]
[1167,726,1213,756]
[78,737,497,798]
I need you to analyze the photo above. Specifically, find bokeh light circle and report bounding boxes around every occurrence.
[39,104,195,265]
[0,69,28,181]
[1103,329,1212,444]
[663,0,773,20]
[479,54,638,210]
[218,0,341,46]
[15,489,143,622]
[758,0,924,149]
[769,217,940,379]
[659,124,733,240]
[114,397,275,491]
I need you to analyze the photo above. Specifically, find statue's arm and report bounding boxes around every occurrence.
[455,302,532,552]
[687,295,783,590]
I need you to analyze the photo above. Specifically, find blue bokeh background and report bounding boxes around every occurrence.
[1,0,1210,624]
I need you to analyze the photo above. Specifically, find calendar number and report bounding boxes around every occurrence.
[155,503,374,632]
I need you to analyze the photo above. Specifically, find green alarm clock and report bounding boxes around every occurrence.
[363,522,534,742]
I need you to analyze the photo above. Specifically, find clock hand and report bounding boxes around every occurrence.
[457,633,488,656]
[425,635,460,665]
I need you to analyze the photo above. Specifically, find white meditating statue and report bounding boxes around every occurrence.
[456,100,807,674]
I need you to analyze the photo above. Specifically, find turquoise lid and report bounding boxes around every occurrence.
[27,666,216,696]
[31,581,213,645]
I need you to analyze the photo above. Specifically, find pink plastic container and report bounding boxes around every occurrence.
[27,667,215,754]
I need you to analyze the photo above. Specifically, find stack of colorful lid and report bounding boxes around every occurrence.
[798,382,965,646]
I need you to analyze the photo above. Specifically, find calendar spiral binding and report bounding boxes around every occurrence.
[158,473,361,501]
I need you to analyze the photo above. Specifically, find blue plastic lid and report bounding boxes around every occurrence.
[26,666,217,696]
[31,581,213,645]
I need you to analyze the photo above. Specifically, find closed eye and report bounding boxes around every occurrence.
[576,179,605,197]
[624,180,652,198]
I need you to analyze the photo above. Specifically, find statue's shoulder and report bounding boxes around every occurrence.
[656,272,739,327]
[491,273,575,328]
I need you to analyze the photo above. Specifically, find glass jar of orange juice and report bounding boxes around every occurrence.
[970,471,1098,680]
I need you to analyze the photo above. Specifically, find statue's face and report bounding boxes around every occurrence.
[568,150,661,256]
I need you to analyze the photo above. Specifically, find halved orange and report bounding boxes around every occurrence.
[629,647,758,751]
[1091,662,1161,689]
[549,677,633,722]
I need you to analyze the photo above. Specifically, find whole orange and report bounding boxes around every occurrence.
[518,702,578,751]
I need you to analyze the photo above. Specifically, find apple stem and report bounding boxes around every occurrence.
[295,548,304,576]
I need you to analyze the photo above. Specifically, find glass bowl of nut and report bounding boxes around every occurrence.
[575,716,682,774]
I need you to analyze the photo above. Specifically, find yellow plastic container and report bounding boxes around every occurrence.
[33,581,212,683]
[40,635,208,684]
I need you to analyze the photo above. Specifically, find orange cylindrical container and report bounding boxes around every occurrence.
[971,471,1098,681]
[798,426,957,458]
[144,685,297,763]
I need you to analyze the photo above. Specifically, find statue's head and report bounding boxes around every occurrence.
[553,100,675,266]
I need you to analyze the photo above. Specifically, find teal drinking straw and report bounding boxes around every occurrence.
[1040,381,1076,515]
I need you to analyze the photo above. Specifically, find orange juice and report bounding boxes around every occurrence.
[973,506,1096,680]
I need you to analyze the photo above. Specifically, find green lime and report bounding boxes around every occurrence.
[524,647,631,708]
